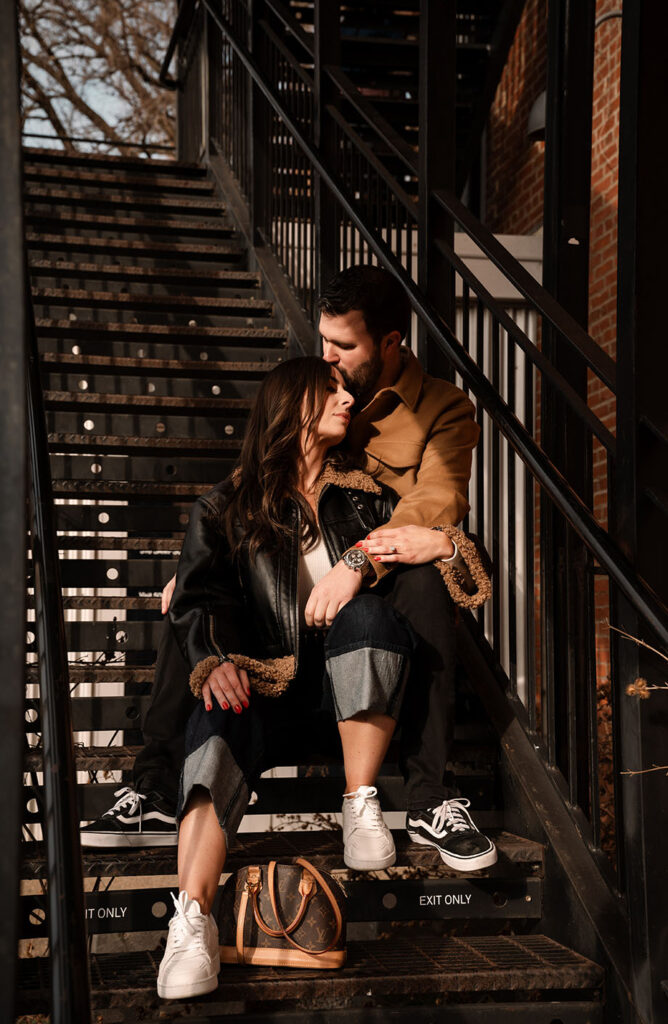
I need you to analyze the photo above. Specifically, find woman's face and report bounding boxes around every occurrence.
[304,367,354,451]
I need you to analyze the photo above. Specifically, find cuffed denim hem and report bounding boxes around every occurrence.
[177,735,251,850]
[327,643,410,722]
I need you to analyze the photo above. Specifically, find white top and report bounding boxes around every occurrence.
[297,533,333,625]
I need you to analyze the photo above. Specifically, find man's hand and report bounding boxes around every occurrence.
[161,574,177,615]
[202,661,251,713]
[305,559,363,627]
[362,525,455,564]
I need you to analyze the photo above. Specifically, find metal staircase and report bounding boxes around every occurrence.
[17,148,606,1021]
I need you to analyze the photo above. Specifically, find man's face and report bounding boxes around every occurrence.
[318,309,383,403]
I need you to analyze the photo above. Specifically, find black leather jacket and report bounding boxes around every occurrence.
[169,464,396,678]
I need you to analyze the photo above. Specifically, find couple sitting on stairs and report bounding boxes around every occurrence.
[81,264,497,1000]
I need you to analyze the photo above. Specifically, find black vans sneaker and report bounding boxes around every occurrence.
[80,786,177,848]
[407,798,497,871]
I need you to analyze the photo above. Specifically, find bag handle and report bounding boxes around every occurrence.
[267,857,343,956]
[250,866,314,938]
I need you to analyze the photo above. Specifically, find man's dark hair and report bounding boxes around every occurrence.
[317,265,411,344]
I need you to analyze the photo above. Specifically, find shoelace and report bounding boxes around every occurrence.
[104,786,146,819]
[168,893,197,947]
[345,786,384,828]
[431,798,474,835]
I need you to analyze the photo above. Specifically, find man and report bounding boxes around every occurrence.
[81,265,496,873]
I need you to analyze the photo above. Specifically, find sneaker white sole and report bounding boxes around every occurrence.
[407,830,498,871]
[80,831,177,848]
[157,962,220,1000]
[343,847,396,870]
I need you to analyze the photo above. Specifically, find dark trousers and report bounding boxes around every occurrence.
[133,564,456,811]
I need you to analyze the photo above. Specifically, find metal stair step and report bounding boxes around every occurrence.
[44,389,253,411]
[24,210,236,239]
[49,479,217,498]
[53,534,183,551]
[36,319,287,345]
[23,161,214,193]
[24,185,223,215]
[41,350,276,378]
[26,232,247,262]
[49,434,241,457]
[22,148,206,175]
[29,260,261,289]
[29,595,162,611]
[52,503,192,533]
[17,935,603,1018]
[32,288,273,316]
[22,774,500,824]
[21,835,541,921]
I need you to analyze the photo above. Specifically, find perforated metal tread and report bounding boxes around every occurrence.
[17,935,603,1014]
[21,829,542,881]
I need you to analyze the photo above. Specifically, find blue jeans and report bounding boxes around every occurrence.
[176,594,414,846]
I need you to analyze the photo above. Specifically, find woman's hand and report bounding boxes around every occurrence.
[202,661,251,714]
[361,525,455,565]
[161,574,177,615]
[305,560,363,627]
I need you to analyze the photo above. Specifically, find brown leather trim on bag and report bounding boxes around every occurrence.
[266,858,343,957]
[220,945,347,969]
[236,888,249,963]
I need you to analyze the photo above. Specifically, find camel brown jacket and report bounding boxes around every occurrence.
[345,347,479,529]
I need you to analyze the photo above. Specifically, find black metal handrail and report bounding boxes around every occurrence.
[175,0,668,647]
[25,282,91,1023]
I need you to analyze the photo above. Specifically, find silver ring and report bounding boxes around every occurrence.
[389,546,397,554]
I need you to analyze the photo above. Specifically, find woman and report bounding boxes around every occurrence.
[157,357,452,1000]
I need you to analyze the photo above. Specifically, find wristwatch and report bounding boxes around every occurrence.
[342,547,375,582]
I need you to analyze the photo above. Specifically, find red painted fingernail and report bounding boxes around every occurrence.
[355,541,363,547]
[206,703,212,712]
[242,699,249,708]
[234,705,241,714]
[222,701,229,710]
[374,556,381,561]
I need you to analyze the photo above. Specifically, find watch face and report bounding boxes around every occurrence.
[343,548,368,571]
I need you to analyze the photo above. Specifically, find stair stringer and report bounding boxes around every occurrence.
[458,619,640,1024]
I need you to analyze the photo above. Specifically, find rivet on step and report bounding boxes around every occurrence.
[26,631,35,646]
[25,708,39,725]
[382,893,397,910]
[179,513,189,525]
[68,312,77,322]
[224,425,234,435]
[115,630,128,645]
[83,419,95,432]
[91,463,102,474]
[106,567,119,581]
[137,348,145,358]
[71,345,80,355]
[147,382,156,393]
[200,351,209,360]
[211,385,221,395]
[78,379,89,391]
[29,908,46,928]
[98,512,110,525]
[188,319,197,327]
[156,422,166,434]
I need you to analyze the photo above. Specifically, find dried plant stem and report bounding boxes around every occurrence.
[607,622,668,664]
[621,765,668,777]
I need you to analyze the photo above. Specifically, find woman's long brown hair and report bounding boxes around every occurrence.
[222,357,351,560]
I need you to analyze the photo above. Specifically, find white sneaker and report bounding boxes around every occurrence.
[342,785,396,870]
[157,891,220,1000]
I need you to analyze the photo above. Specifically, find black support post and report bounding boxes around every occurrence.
[0,4,26,1021]
[614,6,668,1021]
[540,0,596,815]
[418,0,456,378]
[248,0,270,245]
[313,0,341,321]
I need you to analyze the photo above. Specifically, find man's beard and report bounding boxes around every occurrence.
[339,347,383,405]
